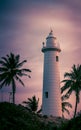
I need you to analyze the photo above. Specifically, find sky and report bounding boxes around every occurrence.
[0,0,81,118]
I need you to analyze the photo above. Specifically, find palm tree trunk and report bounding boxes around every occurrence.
[12,92,15,104]
[12,79,16,104]
[74,96,78,118]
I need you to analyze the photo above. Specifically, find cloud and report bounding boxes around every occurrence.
[0,0,81,117]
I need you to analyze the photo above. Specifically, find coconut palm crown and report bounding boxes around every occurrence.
[0,53,31,103]
[61,64,81,118]
[22,95,41,113]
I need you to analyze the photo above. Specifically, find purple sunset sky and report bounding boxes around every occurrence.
[0,0,81,118]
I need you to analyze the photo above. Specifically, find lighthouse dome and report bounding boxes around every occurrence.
[46,30,60,49]
[46,30,54,39]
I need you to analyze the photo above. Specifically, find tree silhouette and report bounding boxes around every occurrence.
[22,95,41,113]
[0,53,31,103]
[61,64,81,118]
[61,95,72,118]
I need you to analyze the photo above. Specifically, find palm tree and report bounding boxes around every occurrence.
[0,53,31,104]
[22,95,41,113]
[61,95,72,118]
[61,64,81,118]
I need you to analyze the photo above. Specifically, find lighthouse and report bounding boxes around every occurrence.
[42,30,62,117]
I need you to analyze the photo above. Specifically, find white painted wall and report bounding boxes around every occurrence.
[42,31,62,117]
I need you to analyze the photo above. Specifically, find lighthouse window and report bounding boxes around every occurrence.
[45,92,48,98]
[56,56,59,62]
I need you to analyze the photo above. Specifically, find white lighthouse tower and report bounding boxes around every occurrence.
[42,30,62,117]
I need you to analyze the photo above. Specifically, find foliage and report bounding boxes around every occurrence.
[59,111,81,130]
[0,53,31,103]
[0,102,63,130]
[0,102,43,130]
[61,64,81,118]
[61,95,72,117]
[1,102,81,130]
[22,95,42,113]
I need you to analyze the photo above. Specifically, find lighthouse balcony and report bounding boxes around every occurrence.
[42,46,61,52]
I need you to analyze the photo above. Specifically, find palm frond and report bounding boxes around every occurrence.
[16,60,27,68]
[22,101,28,104]
[16,69,31,78]
[15,76,25,86]
[0,80,6,89]
[15,54,20,64]
[61,94,69,101]
[66,88,73,97]
[64,72,72,79]
[0,58,9,67]
[0,67,8,72]
[62,101,72,108]
[62,107,70,115]
[61,80,73,93]
[20,69,31,72]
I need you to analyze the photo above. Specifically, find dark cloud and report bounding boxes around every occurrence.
[0,0,29,12]
[0,0,69,15]
[0,0,52,13]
